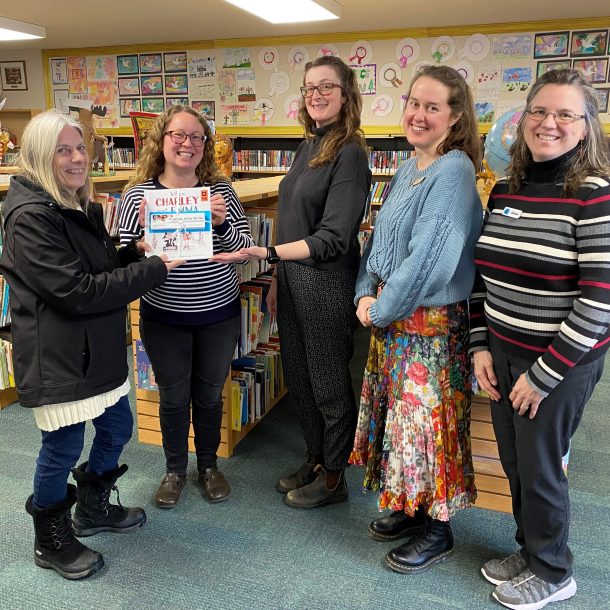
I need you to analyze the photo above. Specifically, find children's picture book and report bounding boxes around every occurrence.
[135,340,158,391]
[144,187,213,259]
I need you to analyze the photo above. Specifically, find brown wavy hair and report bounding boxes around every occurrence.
[507,68,610,197]
[404,65,482,169]
[125,105,223,191]
[297,56,366,167]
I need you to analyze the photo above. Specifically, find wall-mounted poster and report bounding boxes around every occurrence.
[67,56,87,94]
[573,59,608,83]
[51,58,68,85]
[533,32,569,58]
[536,60,572,78]
[120,98,141,117]
[352,64,376,95]
[570,30,608,57]
[165,74,188,95]
[118,77,140,96]
[142,97,165,113]
[141,75,163,95]
[191,100,215,120]
[164,52,187,73]
[117,55,139,75]
[139,53,162,74]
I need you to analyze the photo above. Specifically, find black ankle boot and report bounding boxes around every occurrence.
[276,451,322,494]
[385,518,454,573]
[26,485,104,580]
[71,462,146,537]
[284,466,348,509]
[369,506,430,541]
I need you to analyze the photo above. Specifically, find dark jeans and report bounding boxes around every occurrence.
[34,395,133,507]
[140,315,240,474]
[489,334,604,583]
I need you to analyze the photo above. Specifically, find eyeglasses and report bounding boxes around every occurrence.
[164,130,207,147]
[525,108,585,124]
[299,83,342,98]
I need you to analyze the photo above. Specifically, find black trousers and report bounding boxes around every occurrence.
[489,333,604,583]
[276,262,358,471]
[140,315,241,474]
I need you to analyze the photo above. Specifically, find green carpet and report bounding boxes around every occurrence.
[1,332,609,609]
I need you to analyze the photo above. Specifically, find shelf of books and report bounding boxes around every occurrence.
[132,175,287,458]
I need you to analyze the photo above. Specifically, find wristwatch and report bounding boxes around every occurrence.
[266,246,280,264]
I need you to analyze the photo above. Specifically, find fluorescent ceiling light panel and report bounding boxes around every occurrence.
[225,0,341,24]
[0,16,46,40]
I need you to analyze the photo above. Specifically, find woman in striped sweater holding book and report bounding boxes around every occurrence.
[470,68,610,610]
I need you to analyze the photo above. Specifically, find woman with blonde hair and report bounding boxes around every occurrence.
[119,105,253,509]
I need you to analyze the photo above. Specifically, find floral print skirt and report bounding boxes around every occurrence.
[349,301,476,521]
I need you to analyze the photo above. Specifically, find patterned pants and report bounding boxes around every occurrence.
[276,261,358,470]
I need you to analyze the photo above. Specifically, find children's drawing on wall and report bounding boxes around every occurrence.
[142,97,164,113]
[288,46,310,72]
[379,63,403,88]
[141,75,163,96]
[536,60,572,79]
[352,64,376,96]
[258,47,279,71]
[318,44,340,58]
[223,47,251,69]
[452,61,474,84]
[167,97,189,108]
[117,55,138,75]
[570,30,608,57]
[372,94,393,117]
[165,74,188,95]
[431,36,456,63]
[460,34,491,62]
[502,67,533,93]
[119,98,141,117]
[139,53,162,74]
[118,77,140,97]
[53,89,69,113]
[572,59,608,83]
[593,88,609,114]
[349,41,373,65]
[253,98,275,125]
[190,82,216,99]
[87,56,117,82]
[269,71,289,97]
[237,68,257,101]
[533,32,569,58]
[51,58,68,85]
[476,64,501,92]
[191,100,215,120]
[218,69,236,102]
[188,55,217,79]
[396,38,420,69]
[220,103,250,125]
[164,52,187,73]
[284,95,300,120]
[67,56,88,94]
[475,100,495,123]
[88,82,119,127]
[491,34,532,60]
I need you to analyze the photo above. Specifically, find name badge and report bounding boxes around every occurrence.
[502,206,522,219]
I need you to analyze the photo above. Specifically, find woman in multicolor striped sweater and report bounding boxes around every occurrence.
[470,68,610,610]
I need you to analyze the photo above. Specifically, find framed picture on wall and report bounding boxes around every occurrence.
[117,55,139,75]
[164,52,187,73]
[0,60,28,90]
[139,53,162,74]
[573,59,608,83]
[570,30,609,58]
[165,74,188,95]
[142,97,165,113]
[166,97,189,108]
[191,100,215,120]
[141,75,163,96]
[593,87,610,114]
[120,98,142,117]
[51,58,68,85]
[533,32,569,58]
[118,77,140,96]
[536,59,572,79]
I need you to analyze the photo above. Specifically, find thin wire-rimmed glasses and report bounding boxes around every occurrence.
[525,108,585,124]
[164,130,207,147]
[300,83,342,98]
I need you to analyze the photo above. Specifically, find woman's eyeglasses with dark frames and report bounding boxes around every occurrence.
[300,83,342,98]
[164,131,207,146]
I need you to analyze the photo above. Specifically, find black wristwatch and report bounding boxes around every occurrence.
[266,246,280,264]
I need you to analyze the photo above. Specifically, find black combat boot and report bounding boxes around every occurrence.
[284,465,348,509]
[276,451,322,494]
[25,485,104,580]
[368,506,431,541]
[71,462,146,537]
[385,518,454,573]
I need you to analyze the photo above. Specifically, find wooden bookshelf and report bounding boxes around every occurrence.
[0,109,42,146]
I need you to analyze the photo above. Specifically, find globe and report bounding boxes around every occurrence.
[484,107,524,178]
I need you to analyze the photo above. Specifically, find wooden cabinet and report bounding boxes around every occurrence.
[0,109,42,146]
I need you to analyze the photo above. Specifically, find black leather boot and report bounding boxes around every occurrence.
[284,466,348,509]
[25,485,104,580]
[385,518,454,573]
[72,462,146,536]
[368,506,430,541]
[276,451,322,494]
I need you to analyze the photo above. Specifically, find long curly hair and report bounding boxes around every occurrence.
[507,68,610,196]
[297,56,367,167]
[125,105,223,191]
[404,65,482,169]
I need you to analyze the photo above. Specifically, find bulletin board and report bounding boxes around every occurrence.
[42,17,610,137]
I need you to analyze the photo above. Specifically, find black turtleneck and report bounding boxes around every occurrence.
[526,145,580,184]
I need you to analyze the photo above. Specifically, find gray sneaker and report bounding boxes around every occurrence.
[481,549,528,585]
[493,569,577,610]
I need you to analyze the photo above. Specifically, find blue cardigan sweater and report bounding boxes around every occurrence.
[355,149,482,328]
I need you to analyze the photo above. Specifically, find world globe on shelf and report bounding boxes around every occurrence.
[484,107,524,178]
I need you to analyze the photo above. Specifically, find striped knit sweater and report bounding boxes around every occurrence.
[119,178,254,325]
[470,150,610,397]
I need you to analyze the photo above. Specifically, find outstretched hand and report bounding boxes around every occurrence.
[211,246,267,263]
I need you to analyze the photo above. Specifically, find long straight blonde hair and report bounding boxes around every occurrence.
[17,110,91,210]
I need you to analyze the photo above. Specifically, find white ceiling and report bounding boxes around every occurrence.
[1,1,609,51]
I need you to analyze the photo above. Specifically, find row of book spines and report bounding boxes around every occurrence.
[108,148,136,169]
[94,192,122,236]
[235,212,274,283]
[368,150,415,174]
[233,149,295,172]
[0,276,11,327]
[237,276,277,358]
[370,181,392,204]
[0,338,15,390]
